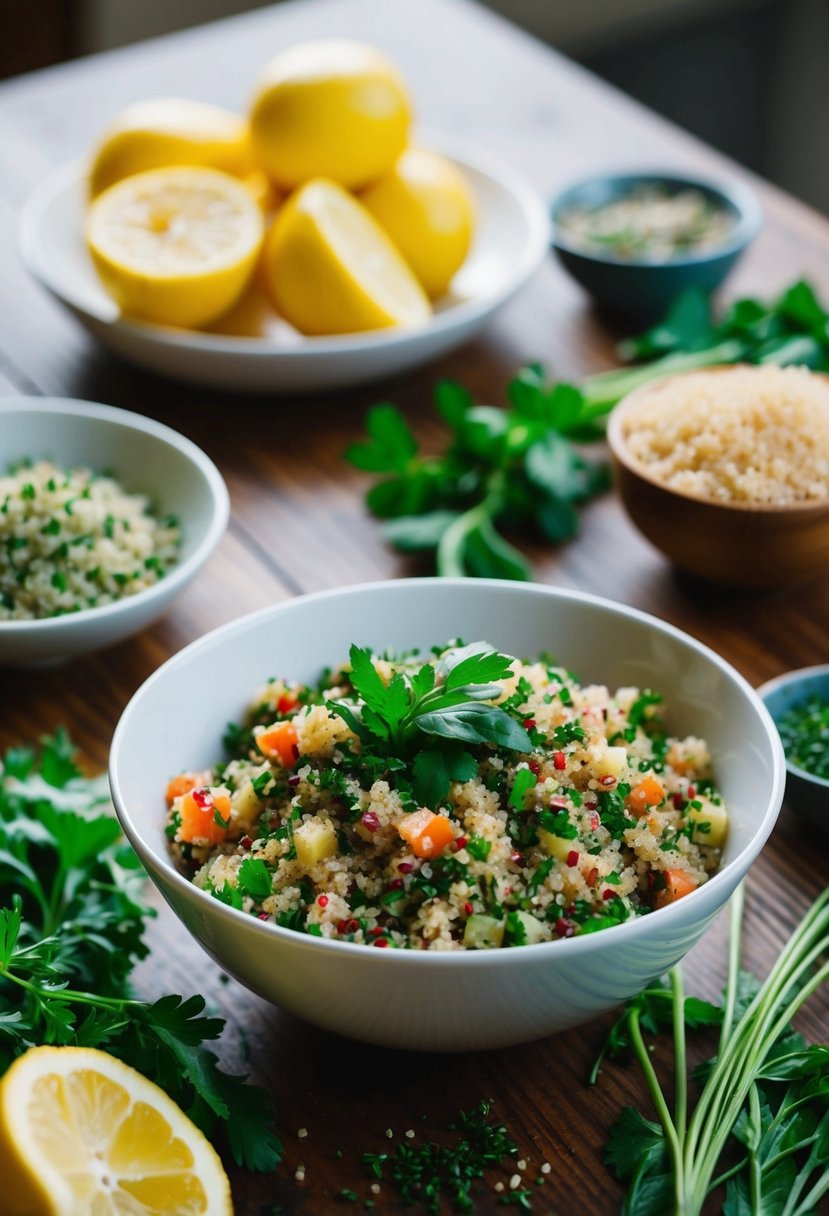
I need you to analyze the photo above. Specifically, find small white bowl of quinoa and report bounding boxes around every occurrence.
[0,398,228,665]
[608,364,829,587]
[109,579,785,1050]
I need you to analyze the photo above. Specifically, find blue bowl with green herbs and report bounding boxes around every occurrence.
[758,665,829,831]
[550,171,762,319]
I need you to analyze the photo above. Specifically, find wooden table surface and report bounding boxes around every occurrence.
[1,1,828,1212]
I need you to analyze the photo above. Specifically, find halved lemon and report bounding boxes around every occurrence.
[86,166,264,329]
[249,40,411,190]
[0,1046,233,1216]
[89,98,251,198]
[360,147,475,298]
[263,178,431,335]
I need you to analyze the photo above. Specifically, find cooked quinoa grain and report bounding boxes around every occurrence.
[166,642,727,950]
[621,365,829,504]
[0,459,180,619]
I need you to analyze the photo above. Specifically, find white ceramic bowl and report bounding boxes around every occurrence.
[0,399,229,666]
[19,137,550,394]
[109,579,784,1051]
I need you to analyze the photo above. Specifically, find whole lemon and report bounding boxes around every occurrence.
[249,40,411,190]
[360,147,475,298]
[89,97,251,198]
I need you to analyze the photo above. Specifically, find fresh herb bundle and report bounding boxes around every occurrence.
[596,884,829,1215]
[0,729,281,1172]
[347,278,829,579]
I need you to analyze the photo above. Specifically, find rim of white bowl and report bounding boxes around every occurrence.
[0,397,229,633]
[109,578,786,966]
[757,664,829,790]
[19,132,551,355]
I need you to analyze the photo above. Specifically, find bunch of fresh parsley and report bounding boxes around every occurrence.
[595,883,829,1215]
[332,641,532,806]
[347,279,829,580]
[0,729,281,1172]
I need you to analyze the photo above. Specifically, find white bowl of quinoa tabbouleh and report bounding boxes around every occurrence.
[110,579,785,1051]
[0,399,228,665]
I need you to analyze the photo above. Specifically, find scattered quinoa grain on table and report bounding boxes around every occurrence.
[0,459,180,620]
[166,640,727,949]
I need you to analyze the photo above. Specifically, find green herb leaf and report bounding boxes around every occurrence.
[417,703,532,751]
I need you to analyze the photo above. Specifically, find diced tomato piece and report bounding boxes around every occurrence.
[397,809,455,859]
[256,721,299,768]
[277,693,299,715]
[654,869,699,910]
[626,775,666,818]
[178,788,231,844]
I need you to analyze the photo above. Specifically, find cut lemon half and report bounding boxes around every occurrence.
[86,166,264,329]
[263,178,431,335]
[0,1046,233,1216]
[89,98,251,198]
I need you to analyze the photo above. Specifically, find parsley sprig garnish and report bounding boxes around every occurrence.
[331,642,532,807]
[0,730,281,1172]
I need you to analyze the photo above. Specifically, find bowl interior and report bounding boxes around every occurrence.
[111,580,784,915]
[21,139,548,352]
[0,402,219,569]
[551,171,758,264]
[759,666,829,789]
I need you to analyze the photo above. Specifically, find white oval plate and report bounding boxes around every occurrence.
[19,137,550,394]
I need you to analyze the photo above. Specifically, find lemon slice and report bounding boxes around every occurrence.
[263,178,431,335]
[86,166,264,329]
[89,98,251,198]
[360,147,475,298]
[0,1046,233,1216]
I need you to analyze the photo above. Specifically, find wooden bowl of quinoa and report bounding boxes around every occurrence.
[0,398,228,665]
[607,364,829,588]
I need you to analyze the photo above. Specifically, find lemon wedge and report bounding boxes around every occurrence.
[89,98,251,198]
[0,1046,233,1216]
[249,40,411,190]
[86,166,264,329]
[360,147,475,298]
[263,178,431,335]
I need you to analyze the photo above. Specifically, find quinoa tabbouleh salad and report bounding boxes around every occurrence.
[0,458,180,620]
[165,641,728,949]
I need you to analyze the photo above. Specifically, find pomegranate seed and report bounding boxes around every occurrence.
[455,835,468,850]
[317,894,328,907]
[337,919,348,934]
[464,902,474,915]
[554,751,566,771]
[505,886,513,895]
[287,774,301,787]
[687,785,696,799]
[397,861,413,874]
[673,793,685,810]
[523,718,536,729]
[291,744,300,761]
[550,796,568,809]
[192,787,212,809]
[586,867,599,886]
[240,835,253,850]
[277,694,298,714]
[566,903,576,916]
[373,938,389,948]
[590,813,600,831]
[603,889,616,901]
[361,811,380,832]
[554,918,574,938]
[510,851,522,864]
[369,925,385,936]
[388,878,403,891]
[566,850,579,867]
[584,800,597,810]
[528,760,541,775]
[600,775,616,787]
[257,912,269,921]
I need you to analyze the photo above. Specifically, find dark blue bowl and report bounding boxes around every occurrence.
[551,171,762,319]
[758,665,829,833]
